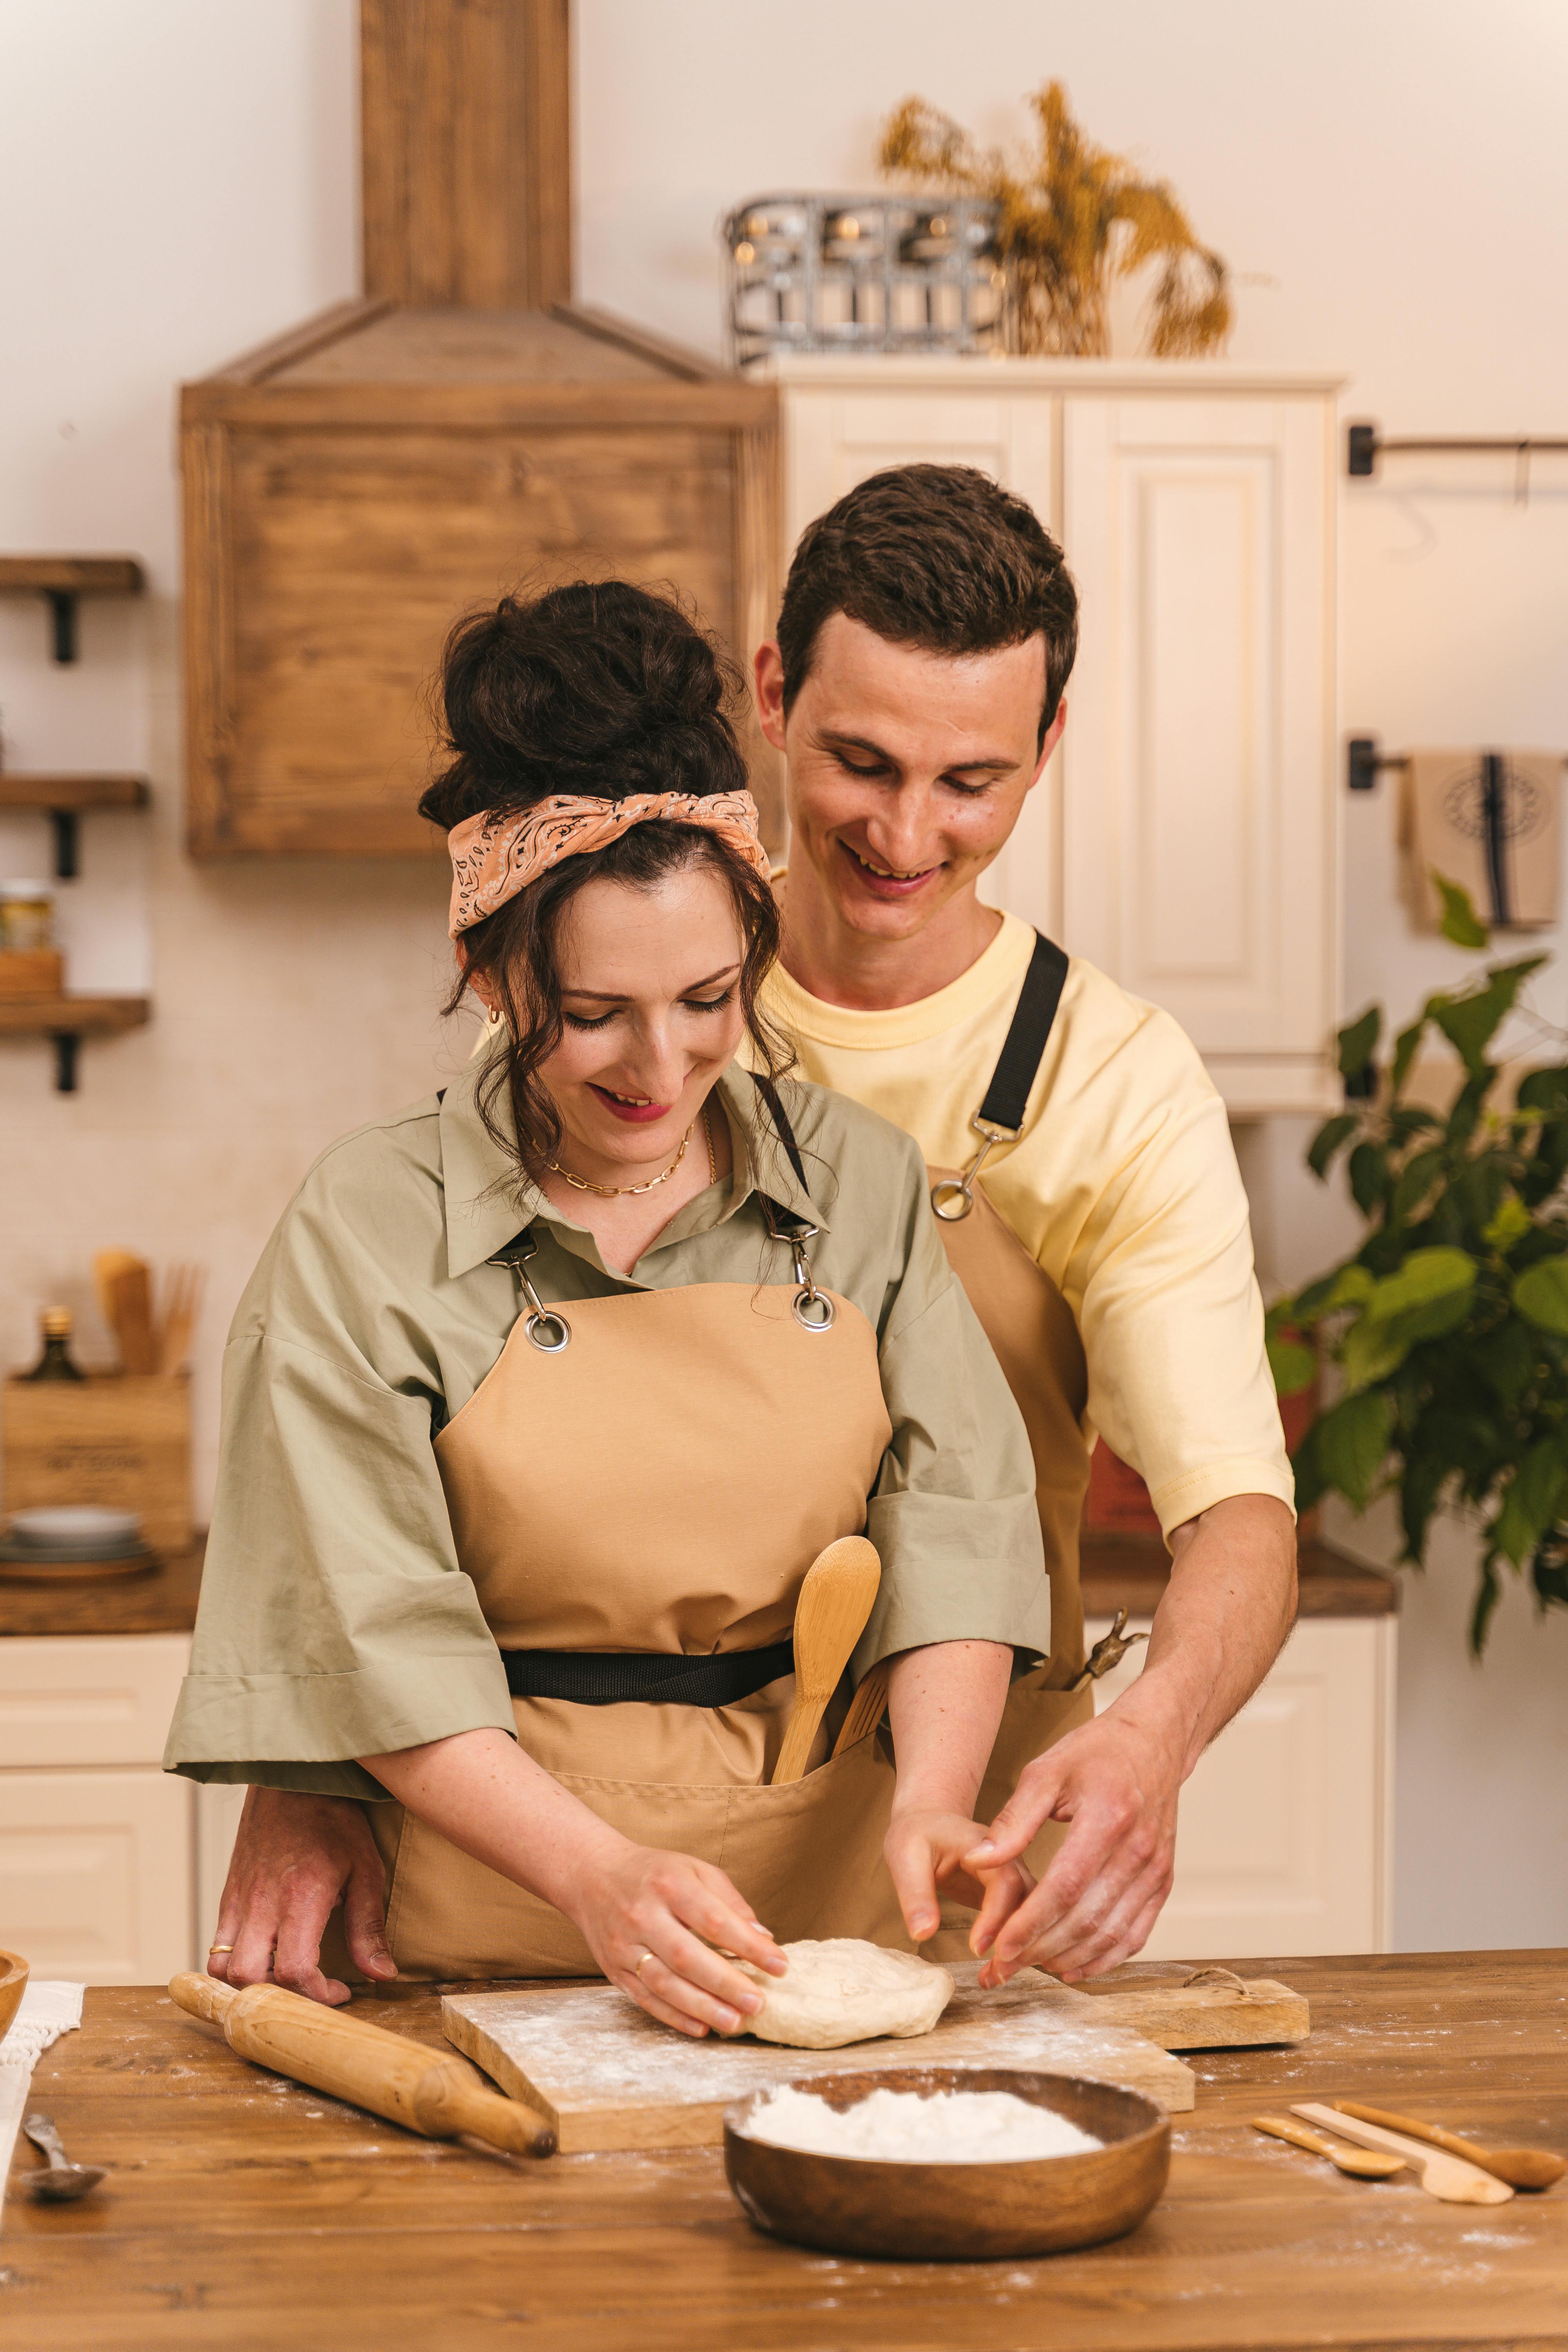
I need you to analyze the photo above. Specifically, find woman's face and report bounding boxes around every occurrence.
[531,864,748,1180]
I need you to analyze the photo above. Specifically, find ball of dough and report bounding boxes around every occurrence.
[722,1938,955,2050]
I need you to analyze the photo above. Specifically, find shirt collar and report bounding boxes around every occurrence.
[439,1057,827,1282]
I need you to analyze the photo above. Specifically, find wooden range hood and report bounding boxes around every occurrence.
[181,0,780,857]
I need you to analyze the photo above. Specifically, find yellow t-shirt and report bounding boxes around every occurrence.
[762,909,1293,1538]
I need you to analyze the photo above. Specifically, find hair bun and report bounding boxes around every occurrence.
[419,580,747,832]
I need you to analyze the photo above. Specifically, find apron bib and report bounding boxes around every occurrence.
[377,1263,912,1980]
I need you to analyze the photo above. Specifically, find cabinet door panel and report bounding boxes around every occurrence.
[0,1769,194,1983]
[0,1634,190,1769]
[1062,396,1334,1075]
[1088,1617,1393,1958]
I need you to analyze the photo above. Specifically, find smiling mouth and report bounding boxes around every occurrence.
[588,1082,671,1122]
[842,843,942,886]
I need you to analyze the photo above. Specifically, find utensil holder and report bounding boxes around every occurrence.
[2,1370,191,1551]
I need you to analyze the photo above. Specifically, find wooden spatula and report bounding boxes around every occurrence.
[771,1536,880,1785]
[1330,2098,1565,2190]
[94,1250,157,1373]
[831,1659,890,1759]
[1292,2102,1513,2204]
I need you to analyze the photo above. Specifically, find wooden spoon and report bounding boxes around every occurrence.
[1330,2098,1566,2191]
[831,1658,890,1759]
[772,1537,880,1785]
[1293,2103,1513,2205]
[1252,2112,1406,2179]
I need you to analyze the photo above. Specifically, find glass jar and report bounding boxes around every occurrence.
[0,882,54,952]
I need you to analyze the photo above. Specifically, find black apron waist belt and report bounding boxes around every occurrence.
[500,1640,795,1708]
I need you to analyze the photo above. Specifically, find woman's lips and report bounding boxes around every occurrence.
[588,1082,671,1125]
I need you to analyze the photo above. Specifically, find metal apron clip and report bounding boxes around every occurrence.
[488,1230,572,1354]
[930,1115,1021,1224]
[760,1200,835,1332]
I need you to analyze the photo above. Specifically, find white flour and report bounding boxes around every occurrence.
[737,2083,1103,2164]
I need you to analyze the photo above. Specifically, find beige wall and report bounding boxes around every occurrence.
[4,0,1567,1946]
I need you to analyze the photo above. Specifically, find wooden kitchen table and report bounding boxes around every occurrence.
[4,1951,1565,2352]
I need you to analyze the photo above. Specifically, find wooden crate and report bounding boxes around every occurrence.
[180,303,782,858]
[2,1373,192,1552]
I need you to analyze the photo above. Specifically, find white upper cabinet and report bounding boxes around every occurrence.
[770,358,1342,1116]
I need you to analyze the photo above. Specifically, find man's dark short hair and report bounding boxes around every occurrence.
[776,463,1079,750]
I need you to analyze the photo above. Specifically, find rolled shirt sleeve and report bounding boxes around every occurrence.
[164,1126,515,1800]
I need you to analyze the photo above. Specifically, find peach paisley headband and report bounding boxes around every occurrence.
[446,790,772,939]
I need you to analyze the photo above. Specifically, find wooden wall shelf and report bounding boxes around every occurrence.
[0,994,150,1093]
[0,555,146,662]
[0,774,151,877]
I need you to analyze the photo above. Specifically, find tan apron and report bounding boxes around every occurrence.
[922,931,1099,1952]
[372,1239,916,1979]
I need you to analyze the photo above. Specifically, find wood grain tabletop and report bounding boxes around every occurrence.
[4,1950,1563,2351]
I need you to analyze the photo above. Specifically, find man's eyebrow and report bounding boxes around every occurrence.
[560,961,742,1002]
[818,727,1015,774]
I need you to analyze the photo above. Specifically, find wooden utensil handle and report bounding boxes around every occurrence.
[1252,2112,1388,2167]
[1333,2098,1491,2169]
[169,1974,555,2156]
[832,1662,889,1759]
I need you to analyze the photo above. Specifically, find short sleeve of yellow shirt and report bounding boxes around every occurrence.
[762,910,1293,1540]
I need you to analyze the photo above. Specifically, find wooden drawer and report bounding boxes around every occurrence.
[0,1633,190,1768]
[0,1768,194,1983]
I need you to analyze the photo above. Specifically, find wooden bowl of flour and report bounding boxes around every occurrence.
[724,2066,1169,2260]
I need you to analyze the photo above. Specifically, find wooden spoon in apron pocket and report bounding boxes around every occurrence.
[771,1537,881,1785]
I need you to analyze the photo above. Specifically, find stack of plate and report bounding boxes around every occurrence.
[0,1506,153,1579]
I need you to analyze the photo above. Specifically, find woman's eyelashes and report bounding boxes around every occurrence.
[561,987,737,1034]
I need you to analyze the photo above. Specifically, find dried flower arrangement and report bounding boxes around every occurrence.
[878,82,1231,359]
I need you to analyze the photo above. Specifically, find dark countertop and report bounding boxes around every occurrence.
[0,1534,1396,1640]
[7,1951,1564,2350]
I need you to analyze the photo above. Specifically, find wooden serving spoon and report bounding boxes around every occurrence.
[1252,2112,1406,2179]
[1293,2103,1513,2205]
[772,1537,880,1785]
[1330,2098,1566,2191]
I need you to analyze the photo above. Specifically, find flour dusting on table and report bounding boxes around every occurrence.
[738,2083,1103,2163]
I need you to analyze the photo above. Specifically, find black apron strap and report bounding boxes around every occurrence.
[502,1640,795,1708]
[977,931,1071,1131]
[750,1071,812,1205]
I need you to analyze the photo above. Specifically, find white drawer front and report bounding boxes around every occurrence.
[0,1633,190,1768]
[0,1768,194,1983]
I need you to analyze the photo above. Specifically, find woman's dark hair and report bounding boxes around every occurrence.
[777,463,1078,751]
[419,580,790,1185]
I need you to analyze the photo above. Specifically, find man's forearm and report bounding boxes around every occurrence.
[1103,1492,1297,1778]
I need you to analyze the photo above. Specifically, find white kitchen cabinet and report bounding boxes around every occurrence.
[1086,1612,1396,1958]
[770,356,1342,1116]
[0,1632,197,1983]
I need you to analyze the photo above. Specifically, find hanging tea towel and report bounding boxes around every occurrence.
[1400,749,1564,929]
[0,1982,84,2222]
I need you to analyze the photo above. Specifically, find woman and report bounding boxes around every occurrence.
[167,583,1051,2038]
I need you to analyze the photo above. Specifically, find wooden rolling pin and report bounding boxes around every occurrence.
[169,1973,555,2157]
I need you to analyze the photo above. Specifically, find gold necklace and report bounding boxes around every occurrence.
[548,1104,718,1199]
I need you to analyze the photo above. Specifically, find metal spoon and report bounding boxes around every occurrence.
[23,2111,107,2203]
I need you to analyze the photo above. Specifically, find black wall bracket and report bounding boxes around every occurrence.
[1347,735,1409,793]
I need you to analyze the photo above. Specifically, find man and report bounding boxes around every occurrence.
[208,464,1296,2004]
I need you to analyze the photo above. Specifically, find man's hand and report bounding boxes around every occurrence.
[208,1787,398,2006]
[964,1492,1297,1983]
[965,1712,1176,1982]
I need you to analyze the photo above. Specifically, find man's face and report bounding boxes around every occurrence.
[755,613,1063,942]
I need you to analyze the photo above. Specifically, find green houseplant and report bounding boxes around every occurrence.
[1273,882,1568,1651]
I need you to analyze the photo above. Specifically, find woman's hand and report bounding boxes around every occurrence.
[884,1806,1035,1946]
[555,1840,787,2038]
[209,1787,399,2005]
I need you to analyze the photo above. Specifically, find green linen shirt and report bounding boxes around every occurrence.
[165,1058,1048,1800]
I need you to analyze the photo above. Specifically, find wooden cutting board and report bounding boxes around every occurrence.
[442,1962,1197,2152]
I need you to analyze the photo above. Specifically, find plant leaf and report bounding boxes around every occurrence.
[1340,1316,1416,1391]
[1470,1557,1502,1654]
[1483,1194,1533,1254]
[1432,959,1547,1077]
[1389,1148,1444,1227]
[1348,1140,1391,1216]
[1312,1390,1396,1510]
[1323,1263,1377,1310]
[1431,873,1490,949]
[1267,1337,1318,1397]
[1362,1247,1477,1326]
[1307,1112,1359,1180]
[1513,1258,1568,1335]
[1336,1005,1381,1083]
[1389,1016,1426,1100]
[1490,1437,1568,1568]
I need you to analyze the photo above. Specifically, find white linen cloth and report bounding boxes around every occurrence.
[0,1983,85,2221]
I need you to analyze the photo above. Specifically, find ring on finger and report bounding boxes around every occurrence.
[208,1944,235,1955]
[634,1949,655,1982]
